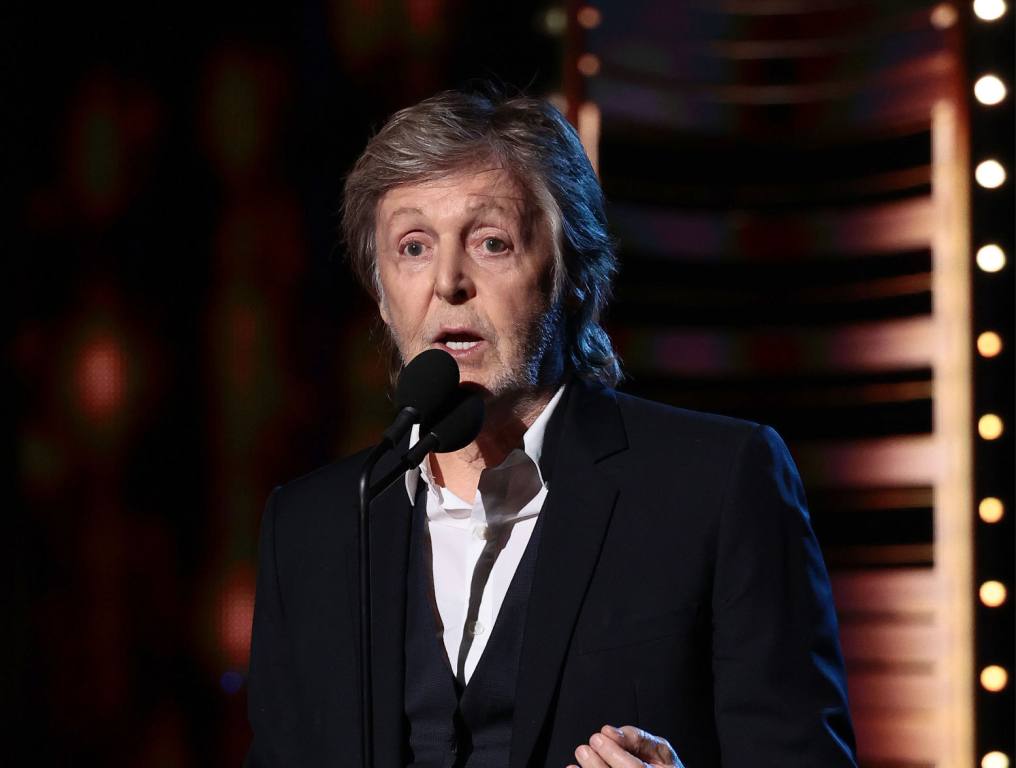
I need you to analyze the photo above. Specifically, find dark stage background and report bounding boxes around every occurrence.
[11,2,560,763]
[10,1,1013,765]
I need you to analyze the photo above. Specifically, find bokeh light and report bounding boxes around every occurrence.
[76,334,127,423]
[983,752,1011,768]
[577,53,601,77]
[980,497,1005,523]
[977,331,1003,357]
[978,413,1004,440]
[542,7,567,35]
[981,665,1009,692]
[218,568,256,668]
[202,50,284,183]
[578,6,603,29]
[978,414,1004,440]
[975,159,1007,188]
[980,580,1008,607]
[974,0,1008,20]
[975,74,1008,105]
[977,244,1007,272]
[931,2,959,27]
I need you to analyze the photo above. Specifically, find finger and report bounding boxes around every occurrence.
[617,725,646,753]
[599,724,626,745]
[575,742,611,768]
[588,732,645,767]
[617,725,679,765]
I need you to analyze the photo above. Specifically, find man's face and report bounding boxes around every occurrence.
[375,166,563,399]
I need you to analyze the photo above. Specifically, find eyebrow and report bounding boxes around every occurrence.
[464,197,524,215]
[386,206,423,222]
[384,196,524,225]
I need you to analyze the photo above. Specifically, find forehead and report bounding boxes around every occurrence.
[377,166,528,225]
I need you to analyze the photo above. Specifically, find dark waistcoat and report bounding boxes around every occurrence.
[404,487,545,768]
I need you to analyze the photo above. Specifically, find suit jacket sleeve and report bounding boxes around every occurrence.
[245,487,298,768]
[711,425,857,766]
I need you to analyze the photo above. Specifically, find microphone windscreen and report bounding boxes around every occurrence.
[428,389,485,453]
[395,349,460,419]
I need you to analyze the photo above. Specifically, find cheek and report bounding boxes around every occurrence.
[385,297,429,340]
[517,249,556,301]
[489,280,553,345]
[509,263,555,315]
[378,267,430,329]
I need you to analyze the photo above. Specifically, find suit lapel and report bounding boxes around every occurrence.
[510,383,628,768]
[368,457,414,768]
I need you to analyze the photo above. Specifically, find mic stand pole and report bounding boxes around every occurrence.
[368,456,416,501]
[357,442,389,768]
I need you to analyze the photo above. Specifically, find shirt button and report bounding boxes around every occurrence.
[473,525,488,540]
[467,620,485,636]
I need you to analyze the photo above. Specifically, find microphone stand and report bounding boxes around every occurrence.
[354,380,478,768]
[357,438,429,768]
[368,444,430,501]
[357,442,390,768]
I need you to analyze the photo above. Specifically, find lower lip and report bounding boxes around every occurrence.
[434,340,486,359]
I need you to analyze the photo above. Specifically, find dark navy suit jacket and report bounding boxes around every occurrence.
[245,381,857,767]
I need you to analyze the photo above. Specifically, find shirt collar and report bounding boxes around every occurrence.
[404,383,567,504]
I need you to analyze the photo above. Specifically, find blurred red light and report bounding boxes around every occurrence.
[76,335,127,421]
[218,569,255,667]
[407,0,443,31]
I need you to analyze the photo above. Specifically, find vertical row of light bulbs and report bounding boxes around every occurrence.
[971,2,1012,768]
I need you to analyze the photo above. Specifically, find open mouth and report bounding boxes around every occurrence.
[435,331,484,353]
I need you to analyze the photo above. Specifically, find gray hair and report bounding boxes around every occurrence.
[341,89,622,387]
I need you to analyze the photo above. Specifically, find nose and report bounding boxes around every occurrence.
[433,242,475,305]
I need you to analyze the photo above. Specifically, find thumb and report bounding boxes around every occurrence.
[616,725,679,765]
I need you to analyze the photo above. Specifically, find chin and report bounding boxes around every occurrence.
[456,375,490,391]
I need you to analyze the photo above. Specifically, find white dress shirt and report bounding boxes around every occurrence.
[404,386,565,684]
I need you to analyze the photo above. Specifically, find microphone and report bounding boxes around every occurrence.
[403,388,485,469]
[381,348,460,447]
[367,388,485,498]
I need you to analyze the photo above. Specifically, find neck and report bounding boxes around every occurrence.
[429,386,557,501]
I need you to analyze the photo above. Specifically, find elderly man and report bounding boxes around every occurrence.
[245,91,857,768]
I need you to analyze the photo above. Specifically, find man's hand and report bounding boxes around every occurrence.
[568,724,685,768]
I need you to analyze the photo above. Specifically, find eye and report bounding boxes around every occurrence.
[401,239,426,257]
[482,237,508,254]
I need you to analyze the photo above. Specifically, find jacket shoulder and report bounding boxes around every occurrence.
[263,447,376,550]
[272,448,370,508]
[612,388,763,449]
[605,389,801,495]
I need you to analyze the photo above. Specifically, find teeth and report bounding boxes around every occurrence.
[446,340,480,351]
